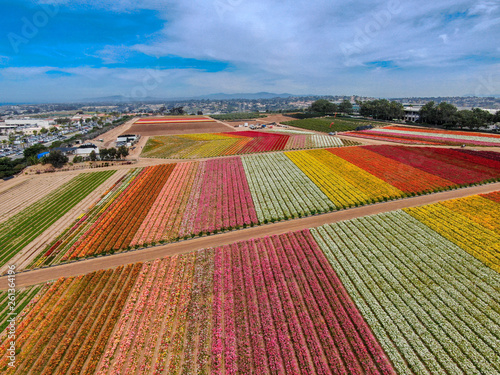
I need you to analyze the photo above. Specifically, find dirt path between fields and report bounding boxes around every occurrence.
[3,181,500,289]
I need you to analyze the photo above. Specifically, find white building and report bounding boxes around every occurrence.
[404,106,422,122]
[116,134,140,146]
[5,119,51,128]
[75,143,99,157]
[0,123,13,135]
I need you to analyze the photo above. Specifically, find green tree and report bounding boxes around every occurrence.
[471,108,493,127]
[169,107,185,115]
[419,101,458,126]
[44,150,68,168]
[309,99,337,115]
[436,102,458,127]
[359,99,404,120]
[55,118,70,125]
[0,157,27,178]
[418,101,437,124]
[117,145,129,159]
[89,150,97,161]
[40,127,49,134]
[107,147,117,160]
[455,109,488,129]
[23,144,48,159]
[100,148,109,160]
[338,99,353,115]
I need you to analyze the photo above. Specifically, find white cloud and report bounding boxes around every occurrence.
[124,0,499,74]
[7,0,499,100]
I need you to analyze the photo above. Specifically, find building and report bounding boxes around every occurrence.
[404,106,422,122]
[1,118,54,135]
[116,134,139,147]
[0,123,13,135]
[71,115,93,123]
[75,143,99,157]
[116,134,139,143]
[52,147,77,156]
[5,119,51,128]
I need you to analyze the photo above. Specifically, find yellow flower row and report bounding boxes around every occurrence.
[142,136,197,158]
[404,204,500,273]
[285,150,403,208]
[307,149,403,199]
[285,150,371,208]
[179,133,231,141]
[440,195,500,233]
[181,138,241,158]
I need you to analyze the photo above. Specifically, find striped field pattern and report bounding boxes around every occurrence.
[346,125,500,146]
[2,191,500,374]
[141,130,346,158]
[27,146,500,269]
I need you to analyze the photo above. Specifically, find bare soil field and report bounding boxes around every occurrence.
[0,169,129,274]
[0,174,77,223]
[224,114,298,128]
[3,180,500,289]
[126,120,235,136]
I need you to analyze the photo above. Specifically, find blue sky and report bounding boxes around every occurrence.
[1,0,499,102]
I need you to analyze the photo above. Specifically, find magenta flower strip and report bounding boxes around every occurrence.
[264,235,317,373]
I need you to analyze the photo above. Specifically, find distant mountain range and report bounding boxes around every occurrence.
[80,92,297,103]
[197,92,296,100]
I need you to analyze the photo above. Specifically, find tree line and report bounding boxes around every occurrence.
[352,99,500,130]
[418,101,500,129]
[308,99,353,115]
[359,99,405,121]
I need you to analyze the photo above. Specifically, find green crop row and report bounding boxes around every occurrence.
[0,170,116,268]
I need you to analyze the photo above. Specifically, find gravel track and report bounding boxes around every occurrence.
[2,181,499,289]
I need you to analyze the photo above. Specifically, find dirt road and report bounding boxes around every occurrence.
[3,181,499,289]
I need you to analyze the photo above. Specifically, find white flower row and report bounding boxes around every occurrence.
[310,135,344,148]
[356,214,500,373]
[312,211,500,374]
[241,153,334,222]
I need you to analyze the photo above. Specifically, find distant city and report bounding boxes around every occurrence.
[1,94,499,118]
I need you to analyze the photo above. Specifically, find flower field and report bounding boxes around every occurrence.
[29,146,500,267]
[404,191,500,273]
[134,116,217,124]
[346,125,500,146]
[1,233,395,374]
[31,159,259,267]
[312,205,500,374]
[241,152,333,222]
[141,130,347,158]
[0,284,44,333]
[0,171,115,268]
[2,191,500,374]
